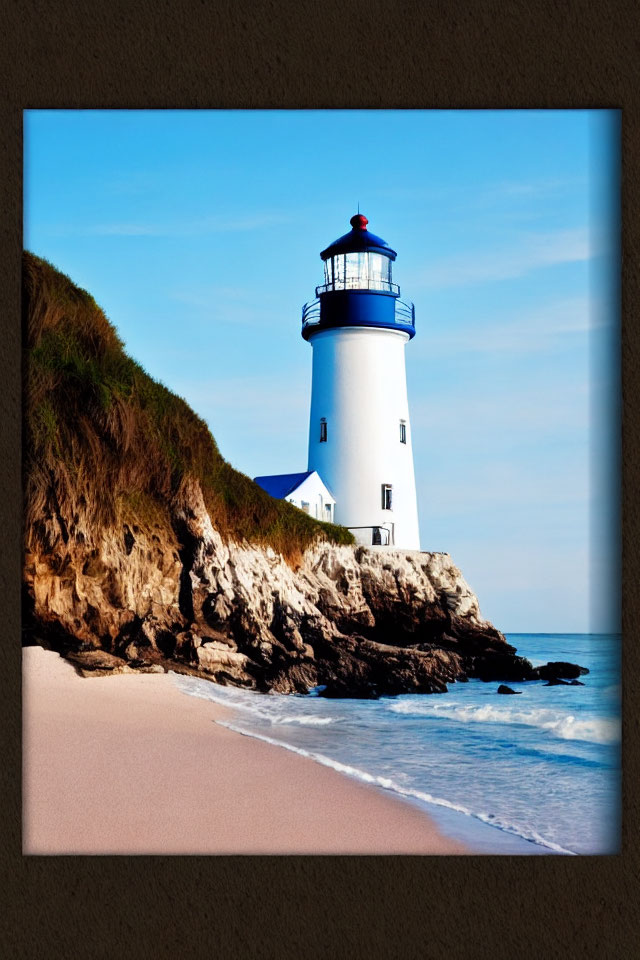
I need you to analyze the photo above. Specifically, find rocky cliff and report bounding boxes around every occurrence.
[24,473,536,696]
[23,252,583,696]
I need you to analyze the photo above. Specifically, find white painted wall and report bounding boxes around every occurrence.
[286,471,336,523]
[306,326,420,549]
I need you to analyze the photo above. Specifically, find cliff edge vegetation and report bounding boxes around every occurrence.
[24,251,353,566]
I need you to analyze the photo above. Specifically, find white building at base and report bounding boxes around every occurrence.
[253,471,336,523]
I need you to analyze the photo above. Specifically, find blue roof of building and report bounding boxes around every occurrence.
[253,471,315,500]
[320,214,397,261]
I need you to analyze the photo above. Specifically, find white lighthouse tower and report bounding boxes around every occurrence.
[301,214,420,549]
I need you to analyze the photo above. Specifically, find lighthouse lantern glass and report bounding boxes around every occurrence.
[332,255,345,286]
[368,253,391,289]
[323,252,392,292]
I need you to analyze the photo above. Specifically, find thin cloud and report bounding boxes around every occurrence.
[167,284,283,323]
[419,296,603,357]
[410,377,590,441]
[476,176,586,203]
[172,374,310,477]
[412,227,600,289]
[376,176,585,210]
[44,211,292,238]
[171,373,309,422]
[417,459,590,515]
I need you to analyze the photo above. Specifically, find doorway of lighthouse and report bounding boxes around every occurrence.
[372,526,390,546]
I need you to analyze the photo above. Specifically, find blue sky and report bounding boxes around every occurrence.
[24,110,620,633]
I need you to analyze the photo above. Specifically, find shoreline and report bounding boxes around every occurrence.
[22,647,470,855]
[174,675,560,856]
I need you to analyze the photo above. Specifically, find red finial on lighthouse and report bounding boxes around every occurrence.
[350,213,368,231]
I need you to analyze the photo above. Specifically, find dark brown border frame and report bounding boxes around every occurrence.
[1,1,637,957]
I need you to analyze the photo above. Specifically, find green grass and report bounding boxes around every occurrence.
[23,252,354,562]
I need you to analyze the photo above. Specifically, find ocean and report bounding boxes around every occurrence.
[171,634,621,855]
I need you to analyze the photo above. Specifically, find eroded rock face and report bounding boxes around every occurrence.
[24,476,581,696]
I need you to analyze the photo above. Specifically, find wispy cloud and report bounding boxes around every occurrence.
[411,227,599,289]
[167,284,282,324]
[475,177,586,203]
[44,211,292,238]
[376,176,585,210]
[169,373,310,477]
[419,295,605,357]
[171,373,309,429]
[416,455,590,514]
[410,375,590,442]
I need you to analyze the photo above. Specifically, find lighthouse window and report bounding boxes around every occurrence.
[382,484,393,510]
[345,252,366,287]
[320,418,327,442]
[400,420,406,444]
[358,251,369,281]
[345,253,356,283]
[369,253,391,289]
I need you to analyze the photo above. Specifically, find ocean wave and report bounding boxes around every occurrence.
[387,700,620,745]
[279,715,335,726]
[217,720,575,855]
[170,673,336,727]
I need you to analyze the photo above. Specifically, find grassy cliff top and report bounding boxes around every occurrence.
[23,252,354,562]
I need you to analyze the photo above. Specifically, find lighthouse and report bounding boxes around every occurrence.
[301,214,421,549]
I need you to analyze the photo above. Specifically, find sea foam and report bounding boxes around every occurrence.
[170,673,336,727]
[387,700,620,745]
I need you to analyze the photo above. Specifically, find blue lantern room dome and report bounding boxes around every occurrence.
[320,214,397,261]
[315,214,400,298]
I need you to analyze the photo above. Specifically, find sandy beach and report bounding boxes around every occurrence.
[22,647,468,855]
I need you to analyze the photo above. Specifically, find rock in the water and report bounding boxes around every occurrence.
[543,677,585,687]
[472,654,535,683]
[497,685,522,695]
[317,680,381,700]
[533,661,589,680]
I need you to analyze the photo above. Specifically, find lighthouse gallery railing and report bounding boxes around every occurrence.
[315,278,400,296]
[301,298,415,332]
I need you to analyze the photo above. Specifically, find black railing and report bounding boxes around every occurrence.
[395,298,415,327]
[315,278,400,296]
[302,298,321,327]
[347,524,395,546]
